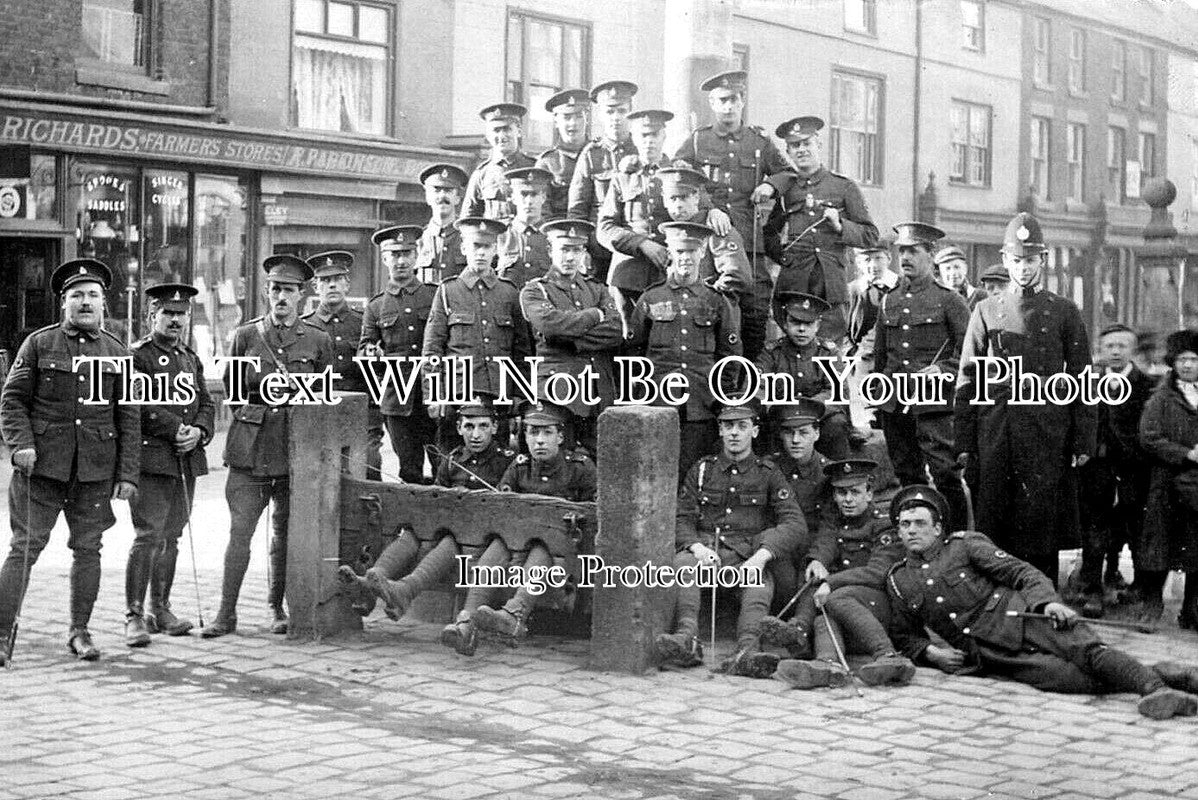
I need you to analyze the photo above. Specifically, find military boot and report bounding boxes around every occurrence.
[369,537,458,621]
[1153,662,1198,694]
[857,653,916,687]
[1138,688,1198,720]
[440,612,478,657]
[774,658,849,689]
[147,604,193,637]
[473,603,527,641]
[124,603,151,648]
[655,633,704,668]
[756,616,812,659]
[716,647,780,679]
[68,627,101,661]
[1081,592,1105,619]
[199,615,237,639]
[269,606,289,635]
[336,565,377,616]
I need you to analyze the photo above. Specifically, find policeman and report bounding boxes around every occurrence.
[675,403,808,678]
[568,79,639,283]
[301,251,382,480]
[497,167,553,290]
[675,69,790,361]
[977,263,1010,299]
[627,220,742,481]
[0,259,139,663]
[536,88,592,219]
[361,225,438,484]
[954,213,1095,583]
[416,163,471,284]
[471,402,597,644]
[124,283,215,646]
[520,219,623,453]
[934,245,984,310]
[756,292,850,459]
[461,103,536,220]
[760,116,879,340]
[658,166,751,296]
[201,255,333,639]
[885,486,1198,720]
[874,221,970,533]
[766,399,832,527]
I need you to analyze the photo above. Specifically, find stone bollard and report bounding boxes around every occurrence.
[285,392,368,638]
[590,406,678,673]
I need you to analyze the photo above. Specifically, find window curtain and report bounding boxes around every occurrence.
[294,36,386,135]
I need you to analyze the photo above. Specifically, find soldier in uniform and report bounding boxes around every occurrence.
[766,400,832,528]
[337,399,516,621]
[760,116,879,340]
[520,219,624,453]
[954,213,1096,583]
[874,222,971,533]
[658,166,751,296]
[934,245,984,310]
[627,221,742,481]
[201,255,333,639]
[672,403,807,677]
[568,79,639,284]
[360,225,438,484]
[123,283,214,646]
[675,70,790,362]
[885,485,1198,720]
[0,259,139,664]
[536,88,591,219]
[461,103,536,221]
[774,460,913,689]
[496,167,553,290]
[977,263,1010,299]
[756,292,850,459]
[301,251,382,480]
[469,402,597,644]
[416,164,470,285]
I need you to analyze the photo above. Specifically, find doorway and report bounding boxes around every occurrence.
[0,237,57,362]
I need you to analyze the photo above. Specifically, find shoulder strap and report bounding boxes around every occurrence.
[255,318,289,376]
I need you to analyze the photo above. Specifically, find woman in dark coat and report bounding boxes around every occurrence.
[1137,328,1198,626]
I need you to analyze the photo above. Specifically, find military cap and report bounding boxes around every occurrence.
[823,458,878,488]
[627,109,674,133]
[546,88,591,114]
[590,80,638,105]
[1000,212,1047,256]
[372,224,423,252]
[454,216,508,240]
[854,236,893,256]
[1099,323,1136,339]
[1164,329,1198,367]
[51,258,112,295]
[658,220,713,248]
[504,166,554,189]
[479,102,527,123]
[716,401,760,422]
[144,282,199,311]
[540,218,594,243]
[892,221,946,248]
[933,245,968,267]
[778,292,831,323]
[889,484,949,525]
[262,254,314,285]
[979,263,1010,284]
[700,69,748,93]
[774,398,826,428]
[522,400,567,427]
[420,163,469,189]
[657,166,707,194]
[776,116,825,141]
[308,250,353,279]
[457,397,498,419]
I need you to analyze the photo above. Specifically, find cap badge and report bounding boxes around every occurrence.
[78,266,87,275]
[843,463,852,473]
[325,257,334,267]
[172,291,182,301]
[1016,225,1030,241]
[802,299,810,309]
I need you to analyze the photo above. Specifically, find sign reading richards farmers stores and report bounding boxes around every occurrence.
[0,103,457,183]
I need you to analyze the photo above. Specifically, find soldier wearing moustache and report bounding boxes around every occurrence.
[417,164,470,285]
[301,251,382,480]
[0,260,139,664]
[536,89,592,219]
[496,167,553,290]
[201,256,333,639]
[361,226,438,484]
[123,283,215,647]
[461,103,536,221]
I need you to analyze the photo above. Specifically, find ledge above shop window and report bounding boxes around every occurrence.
[75,59,171,96]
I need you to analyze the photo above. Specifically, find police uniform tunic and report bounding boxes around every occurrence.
[763,167,879,305]
[497,218,552,290]
[302,301,368,394]
[434,441,516,489]
[597,155,675,293]
[417,220,467,285]
[498,450,596,501]
[461,151,536,220]
[360,279,437,417]
[536,145,583,219]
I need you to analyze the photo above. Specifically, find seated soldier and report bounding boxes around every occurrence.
[670,403,807,677]
[756,292,852,459]
[467,402,597,645]
[768,399,833,529]
[337,400,515,619]
[886,485,1198,721]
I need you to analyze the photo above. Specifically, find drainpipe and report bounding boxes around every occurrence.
[912,0,923,218]
[207,0,220,112]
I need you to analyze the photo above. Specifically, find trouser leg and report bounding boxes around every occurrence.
[503,544,554,619]
[0,473,64,637]
[824,586,893,657]
[371,528,420,580]
[385,412,432,485]
[126,526,155,612]
[64,479,116,630]
[392,536,458,602]
[216,469,271,622]
[1026,619,1164,696]
[458,538,511,619]
[366,405,384,482]
[267,477,291,612]
[736,569,776,650]
[671,551,702,640]
[917,412,968,534]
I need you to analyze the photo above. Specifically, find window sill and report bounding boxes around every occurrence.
[1064,198,1088,212]
[842,26,878,38]
[1033,80,1055,92]
[947,180,993,190]
[76,63,170,96]
[1068,88,1089,100]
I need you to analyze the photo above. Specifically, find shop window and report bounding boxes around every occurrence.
[292,0,391,136]
[0,153,57,222]
[505,11,590,151]
[193,175,249,377]
[75,161,141,346]
[82,0,149,70]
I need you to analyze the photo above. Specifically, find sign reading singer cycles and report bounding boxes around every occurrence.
[0,108,433,182]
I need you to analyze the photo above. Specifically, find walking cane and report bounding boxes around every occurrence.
[709,582,718,664]
[822,610,865,698]
[4,471,35,667]
[775,577,817,621]
[1005,610,1158,635]
[177,455,204,628]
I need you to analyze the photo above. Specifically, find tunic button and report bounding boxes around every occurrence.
[680,363,688,369]
[75,419,81,425]
[949,612,957,620]
[408,326,415,331]
[79,338,85,343]
[541,476,549,482]
[680,329,688,335]
[843,559,850,566]
[277,349,283,354]
[921,564,929,569]
[680,345,687,351]
[337,355,344,360]
[729,487,736,493]
[814,247,820,253]
[481,301,487,307]
[902,360,910,365]
[903,308,910,313]
[926,578,934,585]
[404,308,412,313]
[78,375,85,382]
[335,336,342,341]
[959,572,966,578]
[902,342,910,348]
[905,293,912,299]
[902,324,909,330]
[962,627,971,635]
[936,596,944,603]
[726,508,732,514]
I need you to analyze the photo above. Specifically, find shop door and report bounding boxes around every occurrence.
[0,237,55,363]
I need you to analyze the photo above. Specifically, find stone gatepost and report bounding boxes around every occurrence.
[1135,179,1187,340]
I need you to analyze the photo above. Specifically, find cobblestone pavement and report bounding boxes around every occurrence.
[4,451,1198,799]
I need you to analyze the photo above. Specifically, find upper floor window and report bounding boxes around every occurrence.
[830,71,883,186]
[1107,126,1126,202]
[1111,39,1126,101]
[1030,116,1051,200]
[1139,47,1155,106]
[1068,28,1087,93]
[506,11,591,150]
[82,0,148,70]
[950,100,991,187]
[292,0,391,136]
[1033,17,1052,85]
[1067,123,1085,202]
[844,0,877,35]
[1139,131,1156,186]
[961,1,984,51]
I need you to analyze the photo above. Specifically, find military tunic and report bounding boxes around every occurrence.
[301,301,368,394]
[434,441,516,490]
[360,279,438,417]
[811,505,901,584]
[497,218,552,290]
[461,151,536,220]
[567,136,636,223]
[755,337,841,402]
[498,450,596,501]
[769,450,831,526]
[597,155,675,293]
[416,220,467,285]
[536,145,583,219]
[763,168,879,305]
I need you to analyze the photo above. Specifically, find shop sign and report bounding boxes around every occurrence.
[263,204,289,226]
[0,183,25,218]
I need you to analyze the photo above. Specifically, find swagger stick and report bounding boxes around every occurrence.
[3,476,34,667]
[822,610,865,698]
[177,455,205,628]
[1005,610,1157,635]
